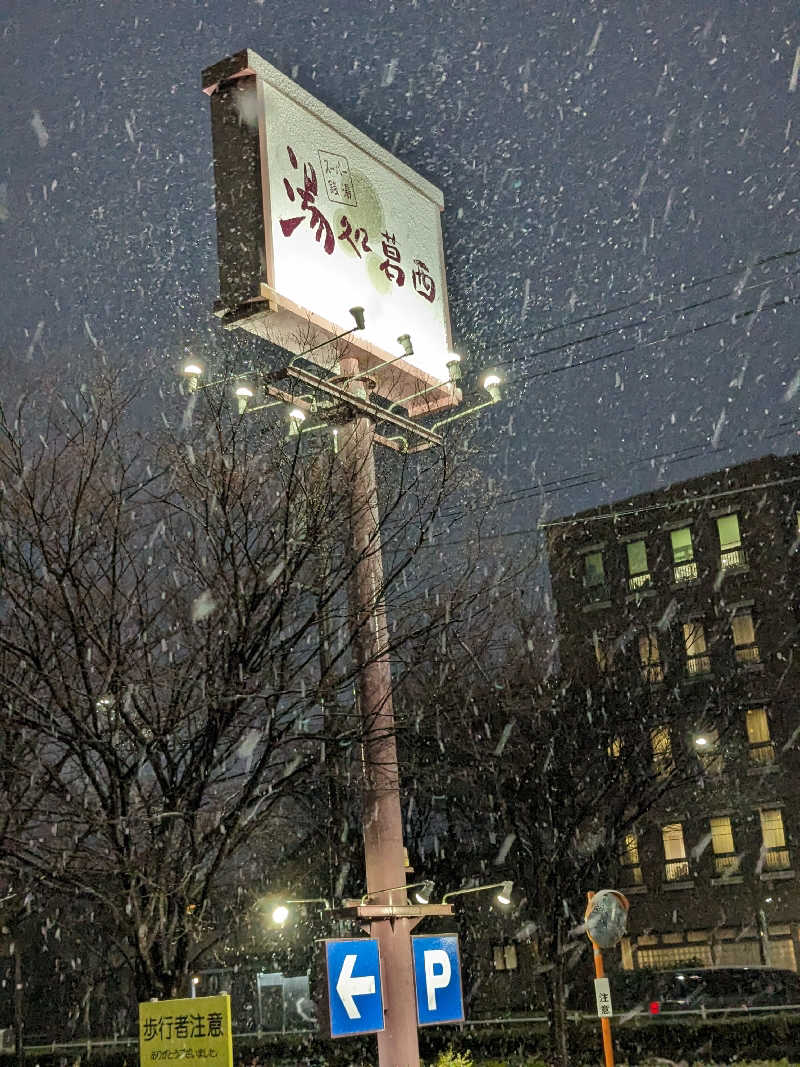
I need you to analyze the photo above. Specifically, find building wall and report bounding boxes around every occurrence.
[546,453,800,973]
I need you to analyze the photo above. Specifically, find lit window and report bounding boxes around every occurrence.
[760,809,790,871]
[620,831,643,886]
[731,611,760,665]
[717,514,746,569]
[584,551,605,588]
[683,621,711,676]
[745,707,774,765]
[492,944,518,971]
[651,726,673,778]
[662,823,690,881]
[626,540,651,590]
[639,632,663,683]
[710,816,739,876]
[608,736,622,758]
[671,527,697,582]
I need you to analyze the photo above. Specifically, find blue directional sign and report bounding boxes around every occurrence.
[324,938,384,1037]
[412,934,465,1026]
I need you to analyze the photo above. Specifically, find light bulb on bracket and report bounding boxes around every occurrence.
[481,373,502,403]
[182,362,203,394]
[446,352,463,382]
[288,407,307,437]
[234,385,254,414]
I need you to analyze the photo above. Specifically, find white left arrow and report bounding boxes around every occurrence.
[336,953,376,1019]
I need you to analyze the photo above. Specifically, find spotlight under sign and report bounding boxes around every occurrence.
[202,49,458,414]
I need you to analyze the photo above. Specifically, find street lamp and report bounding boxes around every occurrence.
[272,897,332,924]
[361,880,435,906]
[182,362,203,394]
[441,880,514,906]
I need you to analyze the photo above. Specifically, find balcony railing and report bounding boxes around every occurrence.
[665,859,691,882]
[686,653,711,677]
[720,547,747,570]
[735,644,761,665]
[713,853,741,876]
[641,663,664,684]
[628,572,652,591]
[673,560,698,583]
[764,847,791,872]
[748,740,775,766]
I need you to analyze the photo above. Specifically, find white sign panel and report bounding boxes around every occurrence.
[594,977,613,1018]
[250,52,451,386]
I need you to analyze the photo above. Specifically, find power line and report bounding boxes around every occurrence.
[432,419,800,537]
[492,263,800,372]
[481,245,800,358]
[506,291,799,387]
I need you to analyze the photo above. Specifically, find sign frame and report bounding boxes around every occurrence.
[138,993,233,1067]
[411,932,465,1027]
[203,49,458,415]
[320,937,385,1039]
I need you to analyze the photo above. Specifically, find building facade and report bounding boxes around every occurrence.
[546,453,800,974]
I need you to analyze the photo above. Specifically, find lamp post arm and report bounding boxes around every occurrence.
[441,882,507,904]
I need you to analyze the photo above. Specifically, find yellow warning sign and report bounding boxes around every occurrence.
[138,994,233,1067]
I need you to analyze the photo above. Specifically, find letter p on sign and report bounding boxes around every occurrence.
[424,949,451,1010]
[412,933,464,1026]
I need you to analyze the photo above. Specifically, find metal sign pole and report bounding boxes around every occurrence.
[589,931,615,1067]
[336,354,420,1067]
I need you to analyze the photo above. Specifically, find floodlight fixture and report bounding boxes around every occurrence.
[234,384,254,414]
[695,735,709,747]
[288,407,307,436]
[272,897,331,925]
[497,880,514,905]
[441,880,514,906]
[397,333,414,358]
[481,373,502,403]
[182,362,203,393]
[361,880,433,906]
[446,352,463,382]
[349,306,366,331]
[414,880,436,904]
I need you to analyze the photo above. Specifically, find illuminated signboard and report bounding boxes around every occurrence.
[138,994,232,1067]
[203,50,456,413]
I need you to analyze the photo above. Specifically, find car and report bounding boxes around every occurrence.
[602,966,800,1016]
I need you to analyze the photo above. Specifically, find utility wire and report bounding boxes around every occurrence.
[481,245,800,358]
[492,264,800,372]
[504,291,799,387]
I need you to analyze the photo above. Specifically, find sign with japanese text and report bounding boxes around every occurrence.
[594,977,613,1018]
[138,994,233,1067]
[203,50,456,412]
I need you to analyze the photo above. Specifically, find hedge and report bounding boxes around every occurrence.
[5,1014,800,1067]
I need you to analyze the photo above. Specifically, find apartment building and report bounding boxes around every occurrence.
[546,453,800,973]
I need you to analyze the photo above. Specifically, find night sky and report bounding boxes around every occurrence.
[2,1,798,530]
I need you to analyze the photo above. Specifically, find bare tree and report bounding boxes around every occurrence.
[399,573,737,1067]
[0,373,454,1001]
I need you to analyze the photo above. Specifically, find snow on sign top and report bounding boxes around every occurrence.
[203,50,457,414]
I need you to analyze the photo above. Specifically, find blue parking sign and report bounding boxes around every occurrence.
[324,938,384,1037]
[412,934,464,1026]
